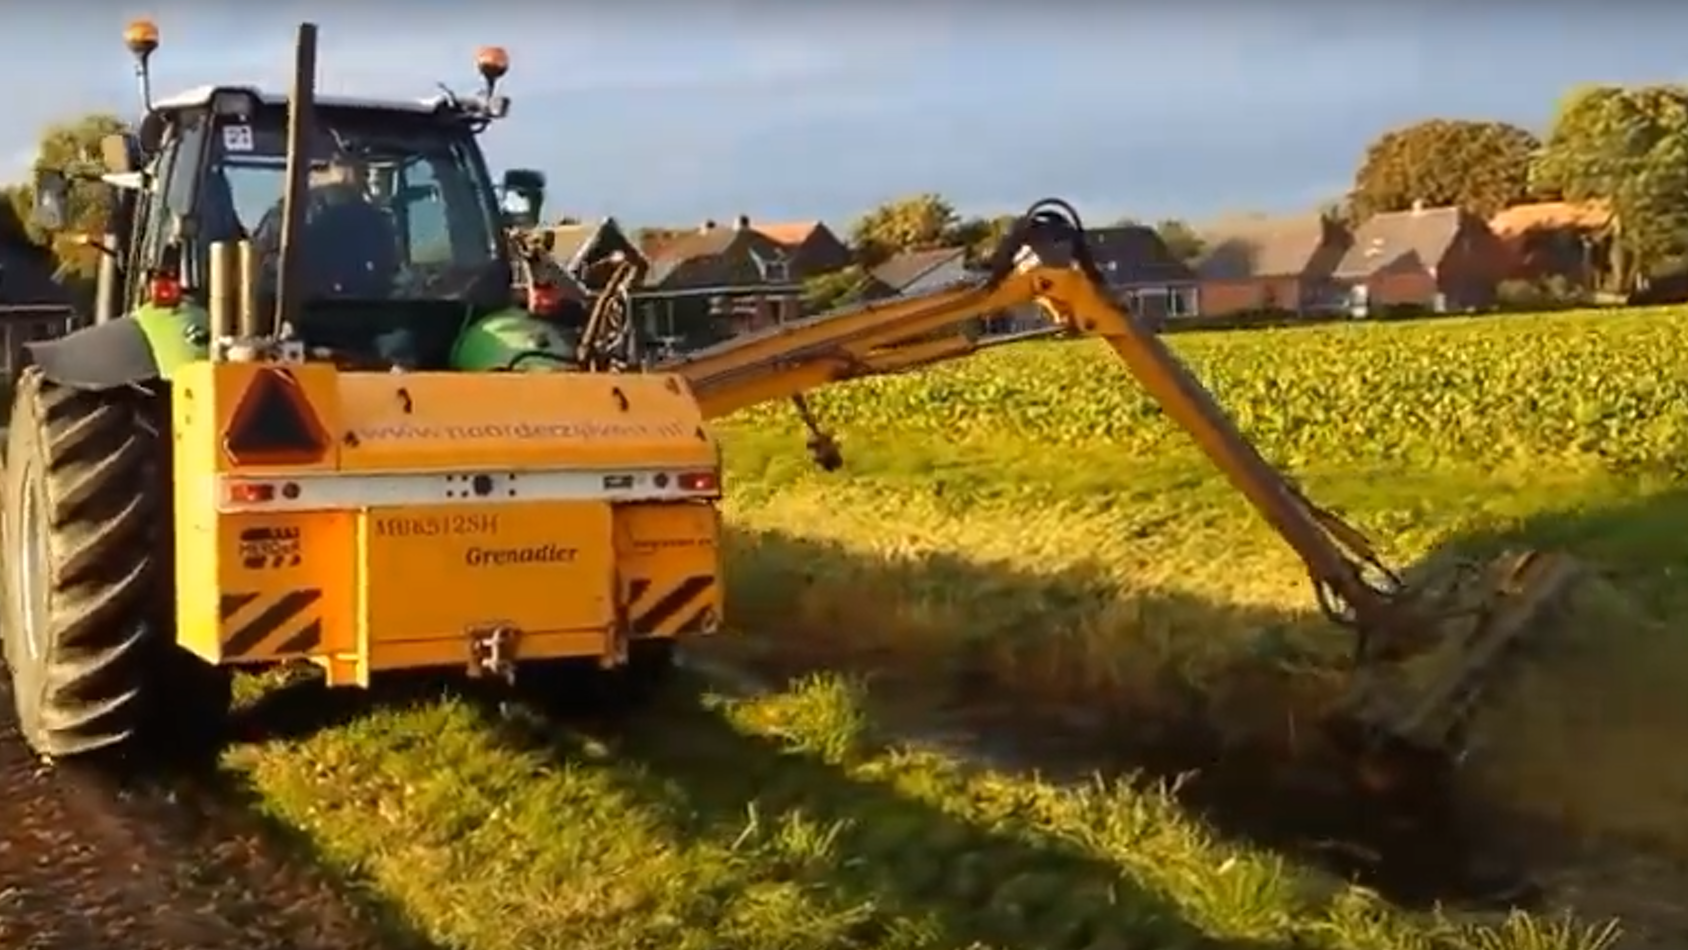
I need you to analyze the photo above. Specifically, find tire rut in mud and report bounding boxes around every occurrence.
[0,683,430,950]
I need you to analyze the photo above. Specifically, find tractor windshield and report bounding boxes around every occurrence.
[201,105,506,303]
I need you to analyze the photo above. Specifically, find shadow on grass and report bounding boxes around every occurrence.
[495,675,1298,950]
[198,484,1686,946]
[147,672,460,949]
[706,524,1519,909]
[164,767,450,949]
[696,479,1688,914]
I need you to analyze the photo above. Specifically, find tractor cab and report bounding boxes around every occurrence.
[30,26,571,370]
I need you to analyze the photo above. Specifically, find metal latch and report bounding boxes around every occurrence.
[467,624,520,683]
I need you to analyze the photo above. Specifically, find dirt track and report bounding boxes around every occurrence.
[0,683,416,950]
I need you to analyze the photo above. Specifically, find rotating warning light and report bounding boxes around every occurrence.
[124,19,160,58]
[222,368,330,468]
[476,46,509,82]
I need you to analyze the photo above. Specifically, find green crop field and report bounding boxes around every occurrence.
[722,306,1688,472]
[227,307,1688,950]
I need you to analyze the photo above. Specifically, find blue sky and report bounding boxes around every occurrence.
[5,3,1688,229]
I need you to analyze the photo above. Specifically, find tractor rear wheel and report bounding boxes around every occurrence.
[0,368,230,767]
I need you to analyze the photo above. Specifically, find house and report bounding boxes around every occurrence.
[1085,225,1200,323]
[638,215,802,348]
[0,212,77,380]
[540,216,649,291]
[869,246,968,298]
[0,205,69,307]
[1334,202,1508,315]
[1016,224,1198,325]
[1487,200,1612,290]
[1193,214,1351,317]
[754,220,855,279]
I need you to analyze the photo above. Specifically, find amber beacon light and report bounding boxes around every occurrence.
[476,46,509,82]
[124,18,160,58]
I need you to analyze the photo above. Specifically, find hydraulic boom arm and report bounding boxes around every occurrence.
[660,200,1581,770]
[664,200,1416,660]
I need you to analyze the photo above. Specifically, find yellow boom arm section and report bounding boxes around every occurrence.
[658,200,1579,767]
[663,204,1413,656]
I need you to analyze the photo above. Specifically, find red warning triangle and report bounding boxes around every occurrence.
[222,368,329,466]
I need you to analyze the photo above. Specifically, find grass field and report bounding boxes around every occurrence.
[225,307,1688,950]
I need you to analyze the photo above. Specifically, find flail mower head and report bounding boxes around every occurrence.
[1322,548,1587,790]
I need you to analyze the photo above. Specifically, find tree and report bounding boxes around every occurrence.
[1347,118,1540,221]
[801,264,875,313]
[848,193,958,265]
[1530,84,1688,293]
[946,213,1017,264]
[9,113,130,283]
[1152,218,1204,262]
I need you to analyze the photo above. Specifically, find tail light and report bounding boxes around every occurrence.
[677,470,720,494]
[148,271,183,308]
[224,480,303,505]
[527,282,562,316]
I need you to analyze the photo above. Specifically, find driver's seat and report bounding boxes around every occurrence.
[302,187,401,297]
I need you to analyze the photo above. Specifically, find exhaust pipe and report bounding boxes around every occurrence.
[269,21,318,341]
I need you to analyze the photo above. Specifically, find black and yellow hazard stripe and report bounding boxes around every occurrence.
[218,589,324,660]
[627,575,718,636]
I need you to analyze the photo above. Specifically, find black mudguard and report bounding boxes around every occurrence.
[24,318,161,391]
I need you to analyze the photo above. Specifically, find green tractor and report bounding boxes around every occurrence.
[0,18,622,766]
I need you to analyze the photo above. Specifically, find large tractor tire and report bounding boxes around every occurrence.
[0,368,230,768]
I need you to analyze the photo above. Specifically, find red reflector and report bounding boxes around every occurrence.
[677,470,719,493]
[227,482,276,504]
[222,369,330,467]
[149,273,182,308]
[527,282,562,315]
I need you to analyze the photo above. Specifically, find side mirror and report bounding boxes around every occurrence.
[500,190,537,230]
[501,168,545,227]
[31,169,69,231]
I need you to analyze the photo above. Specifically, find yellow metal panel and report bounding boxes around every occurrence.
[172,364,352,663]
[173,370,223,661]
[616,502,722,638]
[178,510,353,664]
[216,512,354,662]
[358,501,616,644]
[334,372,717,471]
